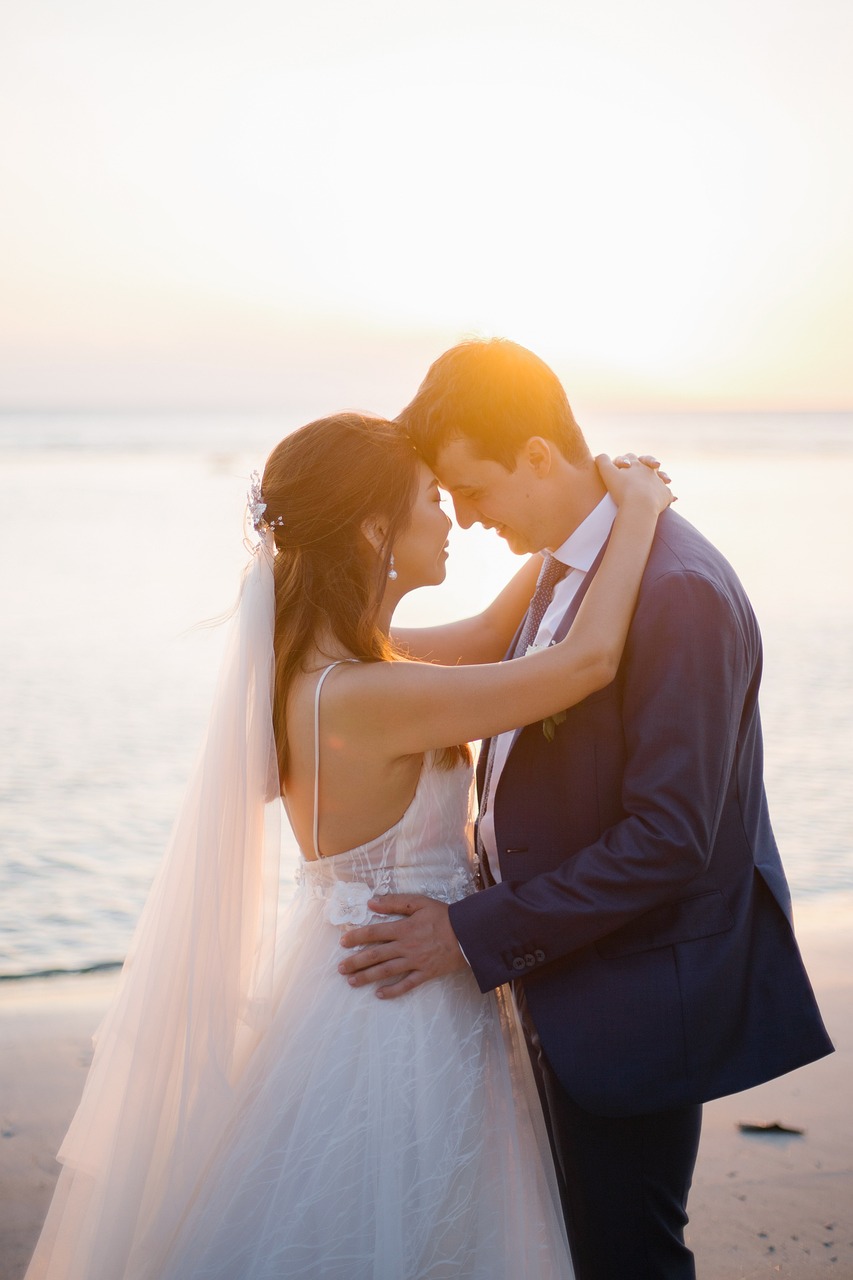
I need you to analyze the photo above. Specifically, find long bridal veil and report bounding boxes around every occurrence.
[27,533,282,1280]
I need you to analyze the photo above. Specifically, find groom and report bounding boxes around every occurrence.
[339,339,832,1278]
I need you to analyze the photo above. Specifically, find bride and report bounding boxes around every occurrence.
[26,413,670,1280]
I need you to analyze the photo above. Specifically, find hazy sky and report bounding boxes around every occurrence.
[1,0,851,411]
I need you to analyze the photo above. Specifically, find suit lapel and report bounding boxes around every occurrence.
[502,534,612,759]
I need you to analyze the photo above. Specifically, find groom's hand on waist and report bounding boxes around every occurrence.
[338,895,468,998]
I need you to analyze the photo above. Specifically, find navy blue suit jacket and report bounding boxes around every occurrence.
[450,509,832,1117]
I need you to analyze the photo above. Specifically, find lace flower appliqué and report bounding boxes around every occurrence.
[326,881,374,927]
[419,865,476,905]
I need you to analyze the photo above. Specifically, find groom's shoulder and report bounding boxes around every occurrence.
[642,509,755,619]
[640,509,760,645]
[647,507,735,583]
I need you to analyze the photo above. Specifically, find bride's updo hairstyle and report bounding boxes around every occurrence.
[262,412,467,778]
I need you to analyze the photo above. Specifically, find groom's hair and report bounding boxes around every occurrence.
[397,338,591,471]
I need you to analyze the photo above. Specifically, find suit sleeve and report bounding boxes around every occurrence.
[449,567,754,993]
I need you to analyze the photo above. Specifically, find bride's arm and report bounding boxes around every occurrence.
[391,555,543,666]
[338,457,671,756]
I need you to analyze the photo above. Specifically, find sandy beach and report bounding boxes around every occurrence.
[1,898,850,1280]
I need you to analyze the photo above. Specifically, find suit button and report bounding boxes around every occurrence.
[512,957,526,971]
[524,953,535,967]
[534,949,545,962]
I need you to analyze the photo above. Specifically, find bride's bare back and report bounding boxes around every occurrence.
[283,659,426,860]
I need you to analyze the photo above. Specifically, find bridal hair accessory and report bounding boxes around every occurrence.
[248,469,284,533]
[387,553,398,581]
[28,519,283,1278]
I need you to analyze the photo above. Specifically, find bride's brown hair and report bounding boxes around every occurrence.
[262,413,468,779]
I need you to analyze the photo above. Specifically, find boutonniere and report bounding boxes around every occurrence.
[525,642,566,741]
[542,710,567,742]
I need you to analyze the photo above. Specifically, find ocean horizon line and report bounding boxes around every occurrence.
[2,407,851,460]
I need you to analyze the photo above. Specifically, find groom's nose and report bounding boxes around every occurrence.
[451,495,477,529]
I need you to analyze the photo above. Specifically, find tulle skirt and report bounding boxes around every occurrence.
[136,882,573,1280]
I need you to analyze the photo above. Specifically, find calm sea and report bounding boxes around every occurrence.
[1,410,852,979]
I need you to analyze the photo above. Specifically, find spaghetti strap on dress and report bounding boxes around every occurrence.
[311,659,354,858]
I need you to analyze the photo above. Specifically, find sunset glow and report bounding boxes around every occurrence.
[1,0,850,410]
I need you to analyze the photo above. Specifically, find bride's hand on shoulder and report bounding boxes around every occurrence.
[596,452,675,514]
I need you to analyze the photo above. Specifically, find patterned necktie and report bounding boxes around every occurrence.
[479,554,569,847]
[511,553,569,658]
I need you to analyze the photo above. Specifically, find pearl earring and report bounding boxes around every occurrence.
[387,553,398,581]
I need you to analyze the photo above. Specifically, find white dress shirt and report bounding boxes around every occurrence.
[478,495,618,883]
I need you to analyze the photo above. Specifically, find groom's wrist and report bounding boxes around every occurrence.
[447,911,472,968]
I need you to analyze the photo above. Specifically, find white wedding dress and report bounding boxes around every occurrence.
[146,664,572,1280]
[28,649,574,1280]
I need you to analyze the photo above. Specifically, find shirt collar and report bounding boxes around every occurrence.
[550,494,617,572]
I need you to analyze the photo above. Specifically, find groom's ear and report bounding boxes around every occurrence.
[360,516,387,554]
[522,437,554,477]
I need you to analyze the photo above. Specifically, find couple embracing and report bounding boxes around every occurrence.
[28,340,831,1280]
